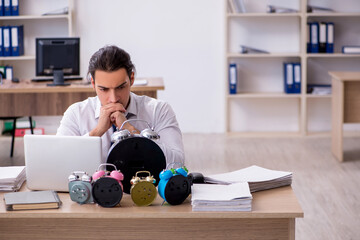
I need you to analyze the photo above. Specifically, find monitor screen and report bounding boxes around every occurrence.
[36,38,80,86]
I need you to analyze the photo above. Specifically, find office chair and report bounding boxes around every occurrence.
[0,116,34,157]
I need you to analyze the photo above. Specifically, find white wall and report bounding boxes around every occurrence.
[72,0,226,133]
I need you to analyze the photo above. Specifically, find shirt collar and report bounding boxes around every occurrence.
[125,92,137,118]
[94,93,137,120]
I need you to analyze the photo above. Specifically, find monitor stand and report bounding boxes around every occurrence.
[47,70,70,86]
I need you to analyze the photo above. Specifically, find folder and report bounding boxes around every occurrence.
[293,63,301,94]
[342,45,360,54]
[284,62,294,94]
[2,26,11,56]
[10,25,24,56]
[326,22,334,53]
[5,65,13,80]
[10,0,18,16]
[319,22,327,53]
[310,22,319,53]
[307,23,310,53]
[0,26,3,57]
[0,0,4,16]
[4,0,11,16]
[229,63,238,94]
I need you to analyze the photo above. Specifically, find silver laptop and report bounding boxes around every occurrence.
[24,135,102,192]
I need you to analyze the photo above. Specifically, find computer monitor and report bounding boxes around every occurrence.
[36,37,80,86]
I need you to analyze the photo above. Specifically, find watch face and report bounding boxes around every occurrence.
[164,175,191,205]
[107,137,166,194]
[131,181,157,206]
[92,177,123,208]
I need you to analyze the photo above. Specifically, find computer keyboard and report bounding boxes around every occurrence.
[31,76,83,82]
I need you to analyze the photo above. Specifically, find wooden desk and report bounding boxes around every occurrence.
[0,185,303,240]
[0,78,164,117]
[330,72,360,162]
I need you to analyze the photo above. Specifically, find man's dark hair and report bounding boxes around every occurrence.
[88,45,135,81]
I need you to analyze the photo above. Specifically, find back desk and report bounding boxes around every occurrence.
[0,185,303,240]
[0,78,164,117]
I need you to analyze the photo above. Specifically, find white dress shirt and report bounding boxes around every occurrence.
[56,92,185,165]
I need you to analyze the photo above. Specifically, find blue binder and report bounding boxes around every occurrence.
[307,23,311,53]
[4,0,11,16]
[10,0,18,16]
[0,26,3,57]
[229,63,237,94]
[11,25,24,56]
[284,62,294,94]
[0,0,4,16]
[310,22,319,53]
[5,65,13,80]
[293,63,301,94]
[326,22,334,53]
[319,22,327,53]
[2,26,11,56]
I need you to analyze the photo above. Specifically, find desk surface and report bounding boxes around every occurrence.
[329,71,360,82]
[0,185,303,219]
[0,78,164,93]
[0,185,303,240]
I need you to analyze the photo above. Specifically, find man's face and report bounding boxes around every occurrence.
[92,68,134,108]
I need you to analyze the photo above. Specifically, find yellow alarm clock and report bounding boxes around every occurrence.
[130,171,157,206]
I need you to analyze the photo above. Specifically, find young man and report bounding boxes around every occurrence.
[56,45,185,165]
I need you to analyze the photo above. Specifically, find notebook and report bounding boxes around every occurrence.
[24,135,102,192]
[4,190,62,211]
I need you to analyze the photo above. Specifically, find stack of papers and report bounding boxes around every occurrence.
[0,166,26,192]
[191,182,252,212]
[204,165,292,192]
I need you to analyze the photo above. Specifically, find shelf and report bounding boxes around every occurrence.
[0,56,35,61]
[228,93,301,99]
[227,53,301,58]
[307,53,360,58]
[228,13,301,18]
[306,12,360,17]
[0,14,70,20]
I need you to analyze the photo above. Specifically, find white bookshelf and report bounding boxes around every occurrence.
[0,0,74,80]
[226,0,360,135]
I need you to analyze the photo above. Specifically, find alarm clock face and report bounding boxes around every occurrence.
[164,175,191,205]
[131,181,157,206]
[107,137,166,194]
[92,177,123,208]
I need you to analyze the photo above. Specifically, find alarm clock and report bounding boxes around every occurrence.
[68,171,93,204]
[130,171,157,206]
[158,165,191,205]
[107,119,166,194]
[91,163,124,208]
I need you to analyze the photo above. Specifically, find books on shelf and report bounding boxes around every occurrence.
[0,25,24,57]
[0,65,13,80]
[307,5,334,13]
[42,6,69,16]
[204,165,292,193]
[191,182,252,212]
[342,46,360,54]
[239,45,269,54]
[284,62,301,94]
[267,5,298,14]
[4,190,62,210]
[15,127,45,137]
[307,84,332,95]
[1,0,19,16]
[228,63,238,94]
[308,21,334,53]
[0,166,26,192]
